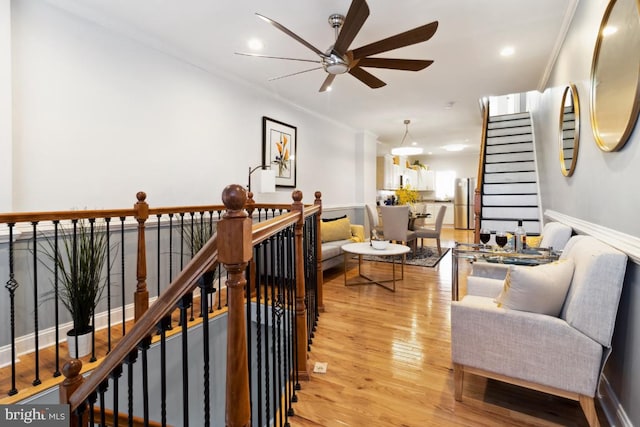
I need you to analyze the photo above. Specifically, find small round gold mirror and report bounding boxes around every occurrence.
[590,0,640,151]
[559,84,580,176]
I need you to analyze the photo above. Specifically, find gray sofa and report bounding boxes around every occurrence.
[320,220,365,271]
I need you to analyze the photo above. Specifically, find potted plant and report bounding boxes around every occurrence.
[42,219,110,358]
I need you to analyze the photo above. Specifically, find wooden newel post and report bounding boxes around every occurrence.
[134,191,149,321]
[314,191,324,312]
[291,190,310,381]
[60,359,87,427]
[218,184,252,427]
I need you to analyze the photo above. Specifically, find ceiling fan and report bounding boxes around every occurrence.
[235,0,438,92]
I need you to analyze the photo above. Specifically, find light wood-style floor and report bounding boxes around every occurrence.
[289,227,607,427]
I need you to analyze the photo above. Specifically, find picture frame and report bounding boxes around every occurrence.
[262,116,297,188]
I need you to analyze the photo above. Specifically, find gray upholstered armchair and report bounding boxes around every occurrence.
[451,235,627,427]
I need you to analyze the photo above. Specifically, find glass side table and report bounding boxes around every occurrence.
[451,242,559,301]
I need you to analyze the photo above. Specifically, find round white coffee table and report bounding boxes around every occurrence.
[341,242,411,292]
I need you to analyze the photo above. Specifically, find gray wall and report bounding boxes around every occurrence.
[531,0,640,424]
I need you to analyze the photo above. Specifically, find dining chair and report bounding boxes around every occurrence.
[366,204,384,240]
[414,205,447,254]
[379,205,417,251]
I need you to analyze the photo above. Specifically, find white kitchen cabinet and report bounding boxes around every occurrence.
[376,155,401,190]
[417,170,435,191]
[402,168,418,189]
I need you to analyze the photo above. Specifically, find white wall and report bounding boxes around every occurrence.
[10,0,363,211]
[421,153,479,180]
[531,0,640,424]
[0,0,12,212]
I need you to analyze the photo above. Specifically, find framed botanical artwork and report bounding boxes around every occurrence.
[262,116,297,188]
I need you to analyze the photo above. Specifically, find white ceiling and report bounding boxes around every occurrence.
[45,0,576,157]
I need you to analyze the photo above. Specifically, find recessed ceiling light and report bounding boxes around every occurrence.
[427,152,433,155]
[500,46,515,57]
[248,38,263,50]
[443,144,465,152]
[326,86,332,92]
[602,26,618,37]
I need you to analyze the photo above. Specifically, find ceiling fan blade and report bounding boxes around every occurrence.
[351,21,439,59]
[357,58,434,71]
[333,0,370,54]
[319,74,336,92]
[348,66,386,89]
[268,66,324,82]
[235,52,321,64]
[256,13,326,58]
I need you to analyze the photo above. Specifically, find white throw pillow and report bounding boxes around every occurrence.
[495,259,575,317]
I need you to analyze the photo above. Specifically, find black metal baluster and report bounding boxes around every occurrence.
[120,217,126,336]
[98,379,109,427]
[201,271,214,427]
[189,212,195,321]
[255,244,264,427]
[5,223,19,396]
[271,235,278,422]
[52,220,61,377]
[105,218,112,353]
[276,233,285,426]
[246,262,253,427]
[158,315,171,427]
[168,213,174,331]
[126,348,138,427]
[89,218,97,363]
[111,364,123,427]
[88,391,97,426]
[71,219,79,359]
[178,293,192,427]
[140,336,151,426]
[31,221,41,386]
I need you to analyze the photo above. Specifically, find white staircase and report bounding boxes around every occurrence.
[480,112,541,235]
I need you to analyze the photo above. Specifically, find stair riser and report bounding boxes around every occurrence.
[483,194,538,206]
[484,183,538,194]
[482,206,540,220]
[485,162,535,173]
[484,171,537,183]
[488,118,531,129]
[487,126,532,137]
[490,112,530,121]
[486,143,533,155]
[487,133,533,145]
[486,152,535,163]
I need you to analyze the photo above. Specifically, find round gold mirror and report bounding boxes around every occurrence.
[590,0,640,152]
[559,84,580,176]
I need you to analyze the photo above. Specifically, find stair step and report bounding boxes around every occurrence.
[485,162,535,173]
[482,206,540,220]
[486,151,535,163]
[487,118,531,129]
[483,194,539,206]
[486,133,533,145]
[484,171,537,183]
[487,126,532,137]
[486,142,533,155]
[484,183,538,194]
[480,219,541,235]
[490,112,530,122]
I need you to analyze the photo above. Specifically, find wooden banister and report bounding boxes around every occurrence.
[474,98,491,243]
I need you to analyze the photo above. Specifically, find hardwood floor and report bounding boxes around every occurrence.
[289,227,607,427]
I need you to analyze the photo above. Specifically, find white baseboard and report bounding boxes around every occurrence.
[0,296,154,368]
[599,375,633,427]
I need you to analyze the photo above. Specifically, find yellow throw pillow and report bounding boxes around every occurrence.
[321,217,352,242]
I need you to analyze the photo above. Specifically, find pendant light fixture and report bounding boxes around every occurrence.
[391,119,424,156]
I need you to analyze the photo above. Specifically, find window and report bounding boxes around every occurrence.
[435,170,456,200]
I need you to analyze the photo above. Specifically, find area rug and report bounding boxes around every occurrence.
[361,246,450,268]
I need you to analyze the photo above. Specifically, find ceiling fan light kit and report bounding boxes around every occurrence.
[391,120,424,156]
[237,0,438,92]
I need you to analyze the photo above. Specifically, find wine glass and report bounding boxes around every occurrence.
[495,231,508,250]
[479,228,491,248]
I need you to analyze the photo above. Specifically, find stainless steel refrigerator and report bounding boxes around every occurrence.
[454,177,476,229]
